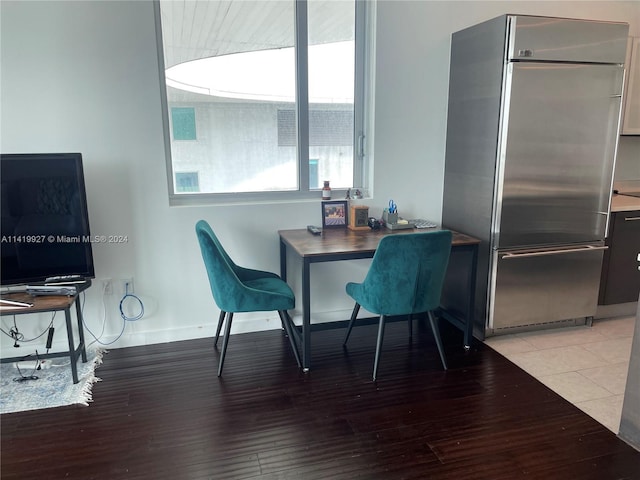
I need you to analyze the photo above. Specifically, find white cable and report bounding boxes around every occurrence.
[82,286,126,346]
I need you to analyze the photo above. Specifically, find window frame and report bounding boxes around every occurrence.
[154,0,374,206]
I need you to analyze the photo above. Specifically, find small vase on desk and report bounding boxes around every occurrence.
[322,181,331,200]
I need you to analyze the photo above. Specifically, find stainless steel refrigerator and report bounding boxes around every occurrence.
[441,15,629,337]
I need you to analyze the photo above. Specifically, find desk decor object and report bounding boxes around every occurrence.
[322,180,332,200]
[382,200,413,230]
[321,200,348,229]
[382,209,398,225]
[382,199,402,227]
[348,204,370,230]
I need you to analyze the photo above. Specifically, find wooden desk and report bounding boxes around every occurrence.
[0,282,90,384]
[278,228,480,371]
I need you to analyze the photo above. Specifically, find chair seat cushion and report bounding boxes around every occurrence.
[237,277,295,312]
[346,280,405,315]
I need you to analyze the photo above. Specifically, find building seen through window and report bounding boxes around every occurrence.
[156,0,369,201]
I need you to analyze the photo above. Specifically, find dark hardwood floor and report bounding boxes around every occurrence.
[2,318,639,479]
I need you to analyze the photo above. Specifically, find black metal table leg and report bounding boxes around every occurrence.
[280,239,288,282]
[464,244,479,349]
[64,307,79,384]
[302,258,311,372]
[74,297,88,362]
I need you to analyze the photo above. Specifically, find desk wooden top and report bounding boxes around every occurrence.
[0,292,77,315]
[279,227,480,259]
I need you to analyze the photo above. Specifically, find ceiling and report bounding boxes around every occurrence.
[159,0,355,69]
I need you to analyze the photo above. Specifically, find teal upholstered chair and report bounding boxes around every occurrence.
[195,220,301,376]
[343,230,452,380]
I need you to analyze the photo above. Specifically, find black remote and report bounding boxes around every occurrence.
[307,225,322,235]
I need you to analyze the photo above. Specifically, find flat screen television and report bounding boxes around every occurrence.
[1,153,95,287]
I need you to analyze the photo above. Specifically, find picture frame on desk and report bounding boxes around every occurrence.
[349,204,370,230]
[321,200,348,229]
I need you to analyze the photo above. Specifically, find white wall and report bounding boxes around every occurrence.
[372,0,640,218]
[616,137,640,180]
[1,0,638,352]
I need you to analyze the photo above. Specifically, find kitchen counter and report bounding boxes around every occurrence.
[600,195,640,305]
[611,194,640,212]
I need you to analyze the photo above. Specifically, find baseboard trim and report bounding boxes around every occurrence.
[596,302,638,320]
[96,308,362,348]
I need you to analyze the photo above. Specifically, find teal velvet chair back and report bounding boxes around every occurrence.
[196,220,283,282]
[343,230,453,379]
[195,220,294,313]
[196,220,245,313]
[348,230,452,316]
[195,220,300,375]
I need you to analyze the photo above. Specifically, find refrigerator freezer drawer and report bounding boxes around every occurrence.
[490,245,606,330]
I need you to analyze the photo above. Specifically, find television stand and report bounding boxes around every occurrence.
[0,280,92,384]
[0,298,33,308]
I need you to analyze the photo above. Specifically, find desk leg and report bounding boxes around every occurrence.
[464,245,478,349]
[280,240,287,282]
[75,297,88,362]
[302,258,311,372]
[64,308,79,384]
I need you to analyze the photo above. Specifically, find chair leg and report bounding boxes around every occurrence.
[343,303,361,345]
[214,310,226,347]
[218,312,234,377]
[373,315,387,381]
[278,310,302,368]
[408,314,413,340]
[428,311,448,370]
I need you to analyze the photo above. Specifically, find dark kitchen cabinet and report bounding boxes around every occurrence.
[599,210,640,304]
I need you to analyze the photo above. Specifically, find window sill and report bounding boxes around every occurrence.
[168,189,367,207]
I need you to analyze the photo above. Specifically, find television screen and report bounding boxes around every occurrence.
[1,153,95,286]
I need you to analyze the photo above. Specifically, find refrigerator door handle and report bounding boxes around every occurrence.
[597,211,611,239]
[502,245,608,259]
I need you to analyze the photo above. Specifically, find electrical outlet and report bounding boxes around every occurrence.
[102,278,113,295]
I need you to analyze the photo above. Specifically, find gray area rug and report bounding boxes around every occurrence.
[0,347,104,414]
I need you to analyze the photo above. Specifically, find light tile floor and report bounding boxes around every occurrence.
[484,316,635,433]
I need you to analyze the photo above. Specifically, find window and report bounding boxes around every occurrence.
[278,110,354,189]
[175,172,200,193]
[171,107,197,141]
[155,0,372,204]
